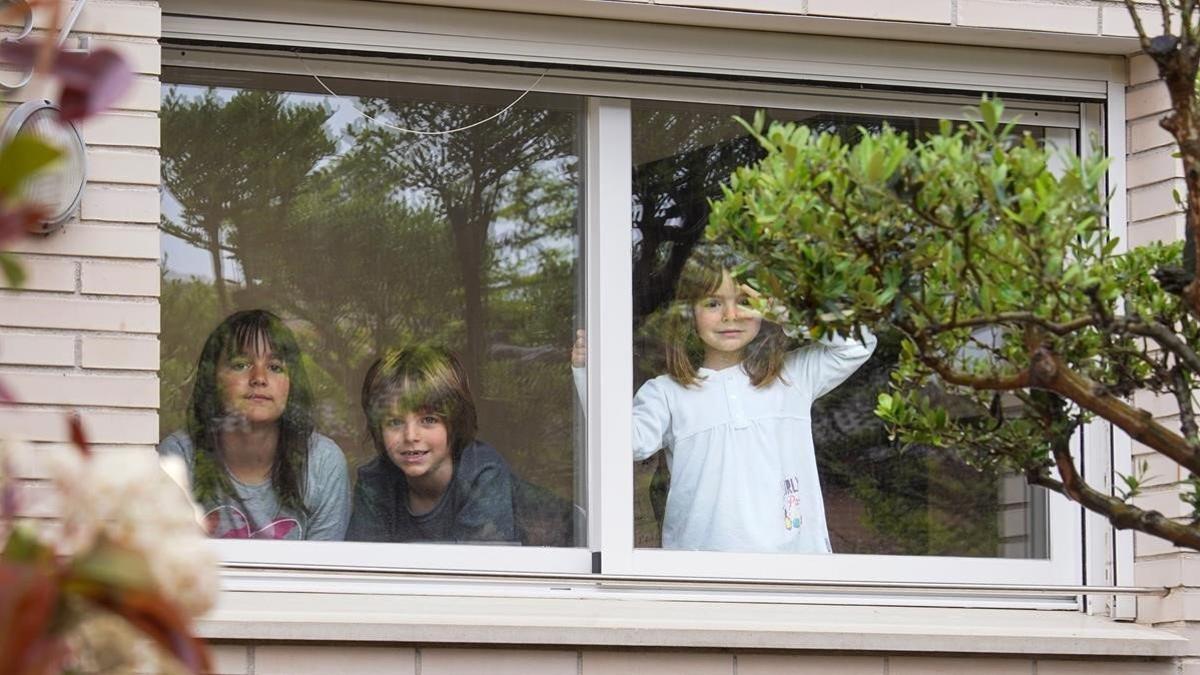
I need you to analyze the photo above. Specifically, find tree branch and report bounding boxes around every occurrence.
[922,312,1094,337]
[1117,317,1200,373]
[1028,347,1200,475]
[1026,443,1200,550]
[912,340,1032,391]
[1171,364,1200,452]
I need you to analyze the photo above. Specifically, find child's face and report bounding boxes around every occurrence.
[381,405,453,484]
[693,271,762,367]
[216,346,291,426]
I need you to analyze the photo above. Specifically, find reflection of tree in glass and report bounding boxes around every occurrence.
[161,89,336,313]
[351,97,577,390]
[239,134,462,444]
[158,272,221,437]
[632,109,766,328]
[813,331,1010,557]
[346,97,581,501]
[160,83,585,522]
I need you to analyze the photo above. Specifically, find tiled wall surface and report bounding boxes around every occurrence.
[199,645,1177,675]
[0,0,161,486]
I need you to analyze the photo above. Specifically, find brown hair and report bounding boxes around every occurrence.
[188,309,314,515]
[360,344,478,460]
[662,258,789,388]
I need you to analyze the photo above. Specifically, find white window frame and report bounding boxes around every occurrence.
[160,1,1133,607]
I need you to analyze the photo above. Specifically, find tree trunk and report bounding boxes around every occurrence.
[204,216,230,314]
[448,203,488,393]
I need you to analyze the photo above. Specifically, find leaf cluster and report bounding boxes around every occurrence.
[710,99,1200,523]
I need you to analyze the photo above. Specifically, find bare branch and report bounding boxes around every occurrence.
[917,351,1032,391]
[159,218,237,255]
[1026,443,1200,550]
[1117,317,1200,373]
[1159,0,1172,36]
[1172,365,1200,452]
[922,311,1094,337]
[1027,347,1200,475]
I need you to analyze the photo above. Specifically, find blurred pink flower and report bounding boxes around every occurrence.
[0,41,133,123]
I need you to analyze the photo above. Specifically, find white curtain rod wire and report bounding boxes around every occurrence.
[293,51,549,136]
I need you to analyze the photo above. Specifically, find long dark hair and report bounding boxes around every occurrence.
[361,344,478,462]
[187,309,315,515]
[663,255,789,388]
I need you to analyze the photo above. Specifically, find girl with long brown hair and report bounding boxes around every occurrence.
[573,256,875,553]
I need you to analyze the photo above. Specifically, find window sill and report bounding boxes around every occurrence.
[197,587,1186,656]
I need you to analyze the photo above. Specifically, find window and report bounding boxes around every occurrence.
[160,54,589,571]
[628,100,1050,559]
[158,43,1107,597]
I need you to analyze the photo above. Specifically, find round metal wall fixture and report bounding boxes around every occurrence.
[0,99,88,234]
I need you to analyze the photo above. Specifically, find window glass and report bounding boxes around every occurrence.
[159,65,585,547]
[629,100,1049,558]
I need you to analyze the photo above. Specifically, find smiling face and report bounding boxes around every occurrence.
[693,270,763,370]
[381,406,454,486]
[216,346,291,427]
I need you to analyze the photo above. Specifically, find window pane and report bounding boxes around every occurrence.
[630,99,1048,558]
[159,65,585,548]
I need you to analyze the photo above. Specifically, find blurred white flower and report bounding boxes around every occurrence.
[160,454,206,528]
[22,445,219,618]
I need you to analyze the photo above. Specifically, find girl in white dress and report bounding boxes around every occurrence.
[574,260,875,553]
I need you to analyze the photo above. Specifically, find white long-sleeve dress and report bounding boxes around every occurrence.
[589,332,876,553]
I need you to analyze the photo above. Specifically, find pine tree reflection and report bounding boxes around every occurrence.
[160,78,583,545]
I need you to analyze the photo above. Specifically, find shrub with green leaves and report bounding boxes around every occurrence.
[710,98,1200,549]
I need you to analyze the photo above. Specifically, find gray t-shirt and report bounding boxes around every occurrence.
[158,430,350,541]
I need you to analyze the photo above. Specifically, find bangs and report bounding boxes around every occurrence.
[676,259,725,302]
[361,344,477,456]
[368,359,459,422]
[220,313,297,361]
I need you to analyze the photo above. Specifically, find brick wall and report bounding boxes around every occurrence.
[0,0,161,479]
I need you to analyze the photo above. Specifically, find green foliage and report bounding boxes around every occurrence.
[710,97,1195,492]
[1116,460,1152,502]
